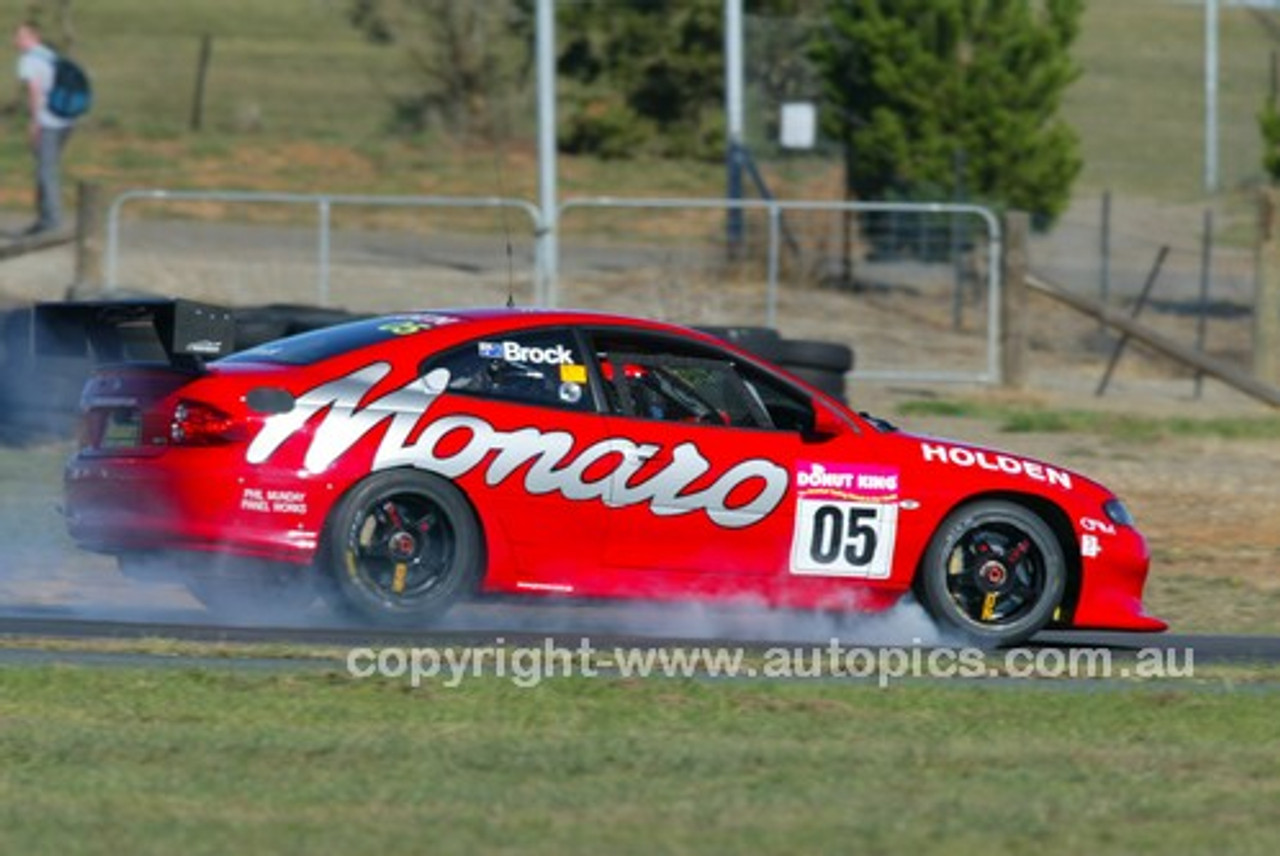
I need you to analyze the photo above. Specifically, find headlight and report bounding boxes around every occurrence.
[1103,498,1135,527]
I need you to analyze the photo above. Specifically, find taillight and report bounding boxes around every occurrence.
[170,400,242,445]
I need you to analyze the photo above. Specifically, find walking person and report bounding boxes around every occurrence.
[14,22,75,236]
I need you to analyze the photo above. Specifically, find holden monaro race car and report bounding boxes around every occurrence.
[52,301,1165,644]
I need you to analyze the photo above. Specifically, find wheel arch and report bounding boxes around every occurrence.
[913,489,1081,625]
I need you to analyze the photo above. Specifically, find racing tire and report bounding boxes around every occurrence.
[319,470,483,626]
[774,338,854,374]
[783,365,846,403]
[233,316,292,350]
[917,500,1066,647]
[0,308,89,443]
[258,303,364,335]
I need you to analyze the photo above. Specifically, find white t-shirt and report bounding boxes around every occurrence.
[17,44,73,129]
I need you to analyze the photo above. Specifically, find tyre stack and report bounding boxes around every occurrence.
[696,325,854,404]
[0,306,90,444]
[233,303,366,349]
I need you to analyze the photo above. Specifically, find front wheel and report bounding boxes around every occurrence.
[319,470,483,626]
[918,500,1066,647]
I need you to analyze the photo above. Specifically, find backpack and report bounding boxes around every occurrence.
[47,54,91,120]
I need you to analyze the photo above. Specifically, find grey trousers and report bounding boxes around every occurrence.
[34,125,73,231]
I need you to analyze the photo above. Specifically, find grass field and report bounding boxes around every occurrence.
[1066,1,1279,201]
[0,0,1271,215]
[0,666,1276,855]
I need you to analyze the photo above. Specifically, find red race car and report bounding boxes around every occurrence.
[54,301,1164,644]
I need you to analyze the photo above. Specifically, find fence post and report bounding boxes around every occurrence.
[72,180,105,295]
[1257,188,1280,385]
[1000,210,1029,388]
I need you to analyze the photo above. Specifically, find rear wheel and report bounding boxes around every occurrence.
[320,471,483,625]
[918,500,1066,646]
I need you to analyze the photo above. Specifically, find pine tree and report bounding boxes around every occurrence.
[556,0,725,161]
[811,0,1083,225]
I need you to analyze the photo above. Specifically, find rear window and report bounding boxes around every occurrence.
[221,314,462,366]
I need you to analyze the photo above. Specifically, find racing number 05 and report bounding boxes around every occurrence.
[809,505,877,567]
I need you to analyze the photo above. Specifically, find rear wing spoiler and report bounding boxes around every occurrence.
[34,298,236,372]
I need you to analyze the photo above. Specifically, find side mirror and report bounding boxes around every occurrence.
[807,404,845,440]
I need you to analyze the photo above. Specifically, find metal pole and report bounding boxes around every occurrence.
[1195,208,1213,398]
[724,0,745,259]
[536,0,558,306]
[951,148,966,330]
[105,196,123,291]
[766,204,781,328]
[1205,0,1219,194]
[317,198,331,307]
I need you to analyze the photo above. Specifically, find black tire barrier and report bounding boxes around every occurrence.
[233,304,365,349]
[0,374,86,444]
[0,302,368,446]
[774,337,855,374]
[781,365,847,403]
[0,307,90,444]
[232,317,293,350]
[694,325,783,362]
[257,303,365,336]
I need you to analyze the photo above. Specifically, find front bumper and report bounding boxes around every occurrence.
[1070,524,1167,632]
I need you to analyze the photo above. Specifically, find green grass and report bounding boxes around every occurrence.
[1059,1,1275,201]
[33,0,398,139]
[0,667,1276,855]
[897,398,1280,442]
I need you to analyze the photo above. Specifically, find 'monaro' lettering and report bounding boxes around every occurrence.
[247,363,788,528]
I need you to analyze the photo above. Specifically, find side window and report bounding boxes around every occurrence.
[739,364,815,434]
[425,329,594,411]
[590,330,812,432]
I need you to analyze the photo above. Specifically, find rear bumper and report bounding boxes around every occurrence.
[65,455,320,564]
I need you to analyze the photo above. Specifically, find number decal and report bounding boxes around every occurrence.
[791,499,896,579]
[809,505,843,564]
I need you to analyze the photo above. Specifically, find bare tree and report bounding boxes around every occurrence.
[348,0,525,139]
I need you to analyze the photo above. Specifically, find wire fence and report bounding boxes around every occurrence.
[105,191,1002,383]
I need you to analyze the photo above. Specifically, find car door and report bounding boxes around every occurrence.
[418,326,611,592]
[585,328,809,595]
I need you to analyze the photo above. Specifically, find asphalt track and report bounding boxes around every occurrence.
[0,600,1277,664]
